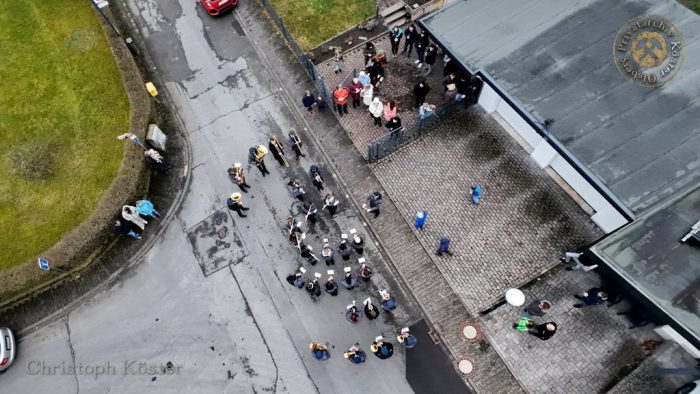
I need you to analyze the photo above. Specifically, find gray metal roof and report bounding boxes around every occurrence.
[422,0,700,215]
[590,186,700,343]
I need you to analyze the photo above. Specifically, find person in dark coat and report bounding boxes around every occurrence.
[443,73,458,91]
[325,276,338,296]
[288,130,305,159]
[363,41,376,66]
[286,269,305,288]
[386,117,402,131]
[306,279,321,298]
[436,237,452,256]
[269,136,286,167]
[315,95,326,112]
[388,25,403,57]
[344,345,366,365]
[371,340,394,360]
[415,31,429,66]
[302,90,315,115]
[443,57,459,77]
[352,234,364,254]
[360,263,372,281]
[324,193,339,215]
[574,288,608,308]
[381,291,397,311]
[309,165,324,191]
[309,342,330,360]
[363,191,382,218]
[248,146,270,176]
[226,193,249,218]
[403,24,417,56]
[337,239,352,261]
[364,299,380,320]
[302,202,318,223]
[345,305,363,324]
[524,300,552,317]
[114,218,142,239]
[424,44,438,75]
[342,272,357,290]
[414,81,431,108]
[348,78,363,108]
[529,322,557,340]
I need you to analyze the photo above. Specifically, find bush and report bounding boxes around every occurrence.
[4,140,57,181]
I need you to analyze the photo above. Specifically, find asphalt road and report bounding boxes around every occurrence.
[0,1,427,393]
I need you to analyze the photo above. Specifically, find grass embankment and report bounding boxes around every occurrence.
[269,0,376,50]
[0,1,129,269]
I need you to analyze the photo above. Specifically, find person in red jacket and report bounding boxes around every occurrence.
[332,84,350,116]
[348,78,363,108]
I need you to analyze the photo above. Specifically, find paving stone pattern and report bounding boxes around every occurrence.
[372,107,603,313]
[318,34,449,158]
[480,266,662,394]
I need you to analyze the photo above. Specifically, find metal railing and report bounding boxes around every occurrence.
[367,101,459,162]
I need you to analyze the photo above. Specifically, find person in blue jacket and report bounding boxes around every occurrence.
[309,342,330,361]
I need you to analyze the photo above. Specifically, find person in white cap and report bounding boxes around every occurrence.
[227,162,251,193]
[226,192,249,217]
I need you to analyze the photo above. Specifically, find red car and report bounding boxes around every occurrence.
[200,0,238,16]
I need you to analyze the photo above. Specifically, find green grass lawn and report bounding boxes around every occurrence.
[679,0,700,13]
[0,1,129,269]
[269,0,376,50]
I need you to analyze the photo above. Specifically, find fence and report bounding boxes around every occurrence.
[367,101,458,163]
[258,0,331,100]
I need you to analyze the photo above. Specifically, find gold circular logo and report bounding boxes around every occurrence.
[613,15,684,87]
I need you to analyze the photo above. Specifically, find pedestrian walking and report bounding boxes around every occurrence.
[364,298,380,320]
[344,345,367,365]
[574,287,608,308]
[369,97,384,127]
[269,136,287,167]
[362,191,382,218]
[306,279,322,298]
[380,290,397,311]
[529,322,557,341]
[228,162,252,193]
[359,262,372,281]
[424,44,438,75]
[560,251,598,271]
[309,165,324,191]
[136,199,160,219]
[323,192,339,215]
[144,148,169,173]
[288,130,305,159]
[414,210,427,229]
[436,237,452,256]
[342,270,357,290]
[371,338,394,360]
[114,217,142,239]
[358,70,371,86]
[415,31,429,66]
[333,49,344,74]
[122,205,147,230]
[413,81,431,108]
[226,193,249,218]
[349,78,363,108]
[397,328,417,349]
[524,299,552,317]
[383,100,397,122]
[286,268,305,288]
[321,242,335,266]
[332,84,350,116]
[345,303,363,324]
[361,83,374,107]
[352,233,364,254]
[287,178,305,200]
[302,202,318,223]
[248,145,270,176]
[470,184,482,205]
[309,342,330,360]
[325,275,338,296]
[386,116,402,131]
[302,90,315,116]
[337,238,352,261]
[403,24,417,56]
[389,25,403,57]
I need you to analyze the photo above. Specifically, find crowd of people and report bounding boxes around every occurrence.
[219,128,418,364]
[302,24,485,134]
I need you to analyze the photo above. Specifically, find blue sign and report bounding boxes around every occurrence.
[37,258,50,271]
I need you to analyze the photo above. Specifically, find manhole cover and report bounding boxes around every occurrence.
[455,356,477,377]
[460,321,482,341]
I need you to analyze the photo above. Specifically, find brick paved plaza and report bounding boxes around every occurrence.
[318,34,448,157]
[372,107,602,312]
[481,266,660,393]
